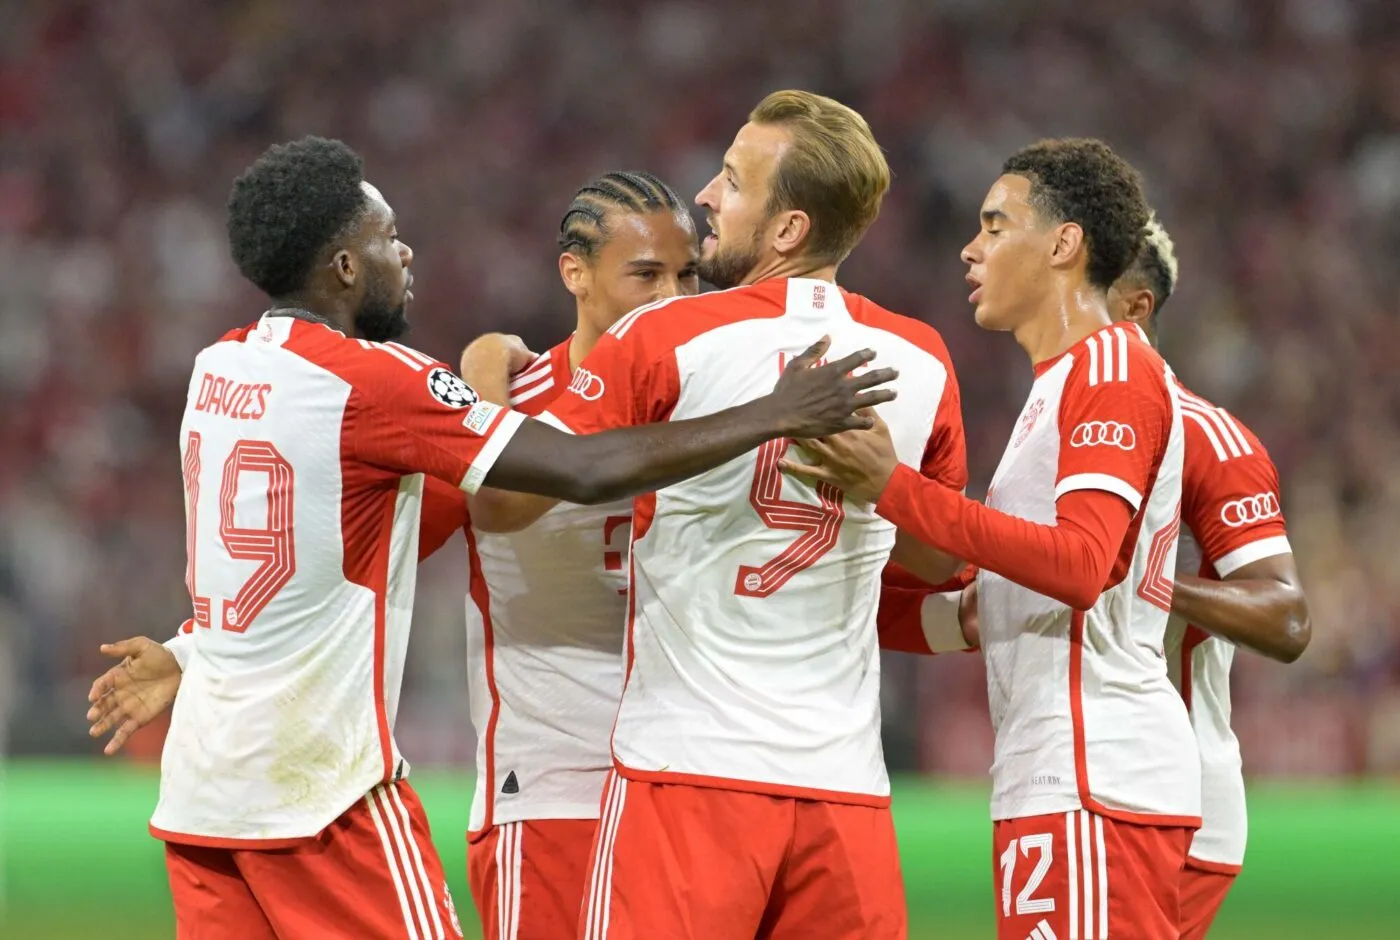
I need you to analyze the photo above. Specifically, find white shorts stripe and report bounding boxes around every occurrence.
[586,773,628,940]
[366,789,422,940]
[375,787,435,939]
[1080,811,1094,940]
[1065,811,1079,940]
[509,822,524,940]
[1094,815,1109,939]
[387,786,446,939]
[495,823,508,940]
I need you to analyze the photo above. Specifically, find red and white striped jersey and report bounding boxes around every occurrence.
[1167,385,1291,870]
[152,314,523,847]
[977,323,1200,825]
[542,278,966,805]
[465,338,632,833]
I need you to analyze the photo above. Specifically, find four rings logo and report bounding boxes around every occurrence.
[569,367,605,401]
[1220,492,1280,527]
[1069,421,1136,451]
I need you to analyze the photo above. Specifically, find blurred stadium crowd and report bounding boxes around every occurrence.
[1,0,1397,774]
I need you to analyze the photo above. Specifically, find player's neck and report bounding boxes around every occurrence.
[1014,284,1113,367]
[742,255,838,286]
[570,310,605,371]
[267,296,356,338]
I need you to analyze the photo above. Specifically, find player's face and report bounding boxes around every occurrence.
[961,174,1055,333]
[353,181,414,343]
[695,122,789,289]
[584,209,701,328]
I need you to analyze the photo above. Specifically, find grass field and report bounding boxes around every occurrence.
[2,761,1396,938]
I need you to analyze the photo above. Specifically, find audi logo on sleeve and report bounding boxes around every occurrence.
[1220,492,1281,527]
[1069,421,1137,451]
[568,367,605,401]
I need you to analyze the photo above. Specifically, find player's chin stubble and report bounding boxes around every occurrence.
[356,278,410,343]
[698,232,763,290]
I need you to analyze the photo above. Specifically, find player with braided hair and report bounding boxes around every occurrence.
[452,170,699,939]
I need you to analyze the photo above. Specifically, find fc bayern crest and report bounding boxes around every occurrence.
[426,368,479,409]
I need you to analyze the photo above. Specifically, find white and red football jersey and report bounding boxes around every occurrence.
[541,278,966,804]
[152,314,523,847]
[977,322,1200,825]
[465,338,632,833]
[1167,385,1291,870]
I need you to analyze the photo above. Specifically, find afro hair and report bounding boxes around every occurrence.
[226,136,368,298]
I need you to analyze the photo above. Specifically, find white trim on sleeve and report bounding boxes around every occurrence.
[1054,472,1143,511]
[1213,535,1292,578]
[164,632,195,672]
[462,408,527,494]
[535,410,575,434]
[920,591,971,653]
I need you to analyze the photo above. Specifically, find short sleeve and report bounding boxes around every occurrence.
[543,326,680,434]
[1182,440,1290,577]
[1055,336,1171,513]
[418,476,469,561]
[348,357,526,495]
[922,373,968,491]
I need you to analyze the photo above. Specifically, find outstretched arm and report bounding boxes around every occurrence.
[475,338,897,531]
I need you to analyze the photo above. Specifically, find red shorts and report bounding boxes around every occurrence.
[164,781,464,939]
[1177,861,1237,940]
[467,818,598,940]
[579,771,905,940]
[993,810,1191,940]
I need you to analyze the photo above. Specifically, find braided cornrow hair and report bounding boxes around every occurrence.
[558,170,686,257]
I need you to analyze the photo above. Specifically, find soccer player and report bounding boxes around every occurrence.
[465,90,967,940]
[459,171,701,939]
[787,139,1201,939]
[1107,218,1312,938]
[87,136,893,940]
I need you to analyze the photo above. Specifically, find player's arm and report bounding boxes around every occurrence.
[1171,555,1310,662]
[786,361,1166,611]
[1171,448,1310,662]
[877,564,978,654]
[473,337,897,532]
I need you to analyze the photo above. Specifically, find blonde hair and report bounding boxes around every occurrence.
[1142,214,1180,295]
[749,90,891,266]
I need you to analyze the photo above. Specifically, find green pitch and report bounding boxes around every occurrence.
[2,762,1395,939]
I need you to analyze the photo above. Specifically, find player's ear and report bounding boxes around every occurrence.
[1050,222,1085,272]
[1124,288,1156,323]
[331,249,357,289]
[771,209,812,257]
[559,252,589,301]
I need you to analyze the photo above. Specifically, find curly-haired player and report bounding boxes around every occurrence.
[85,135,896,940]
[788,138,1201,939]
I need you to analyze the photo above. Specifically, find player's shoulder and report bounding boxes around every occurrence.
[274,319,466,401]
[507,336,573,414]
[1175,381,1273,469]
[842,290,955,368]
[1065,322,1169,393]
[604,280,788,348]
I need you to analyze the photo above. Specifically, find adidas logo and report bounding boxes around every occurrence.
[1025,919,1057,940]
[501,771,519,795]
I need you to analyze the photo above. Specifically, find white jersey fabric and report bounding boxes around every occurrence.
[465,338,631,833]
[542,278,967,804]
[153,314,522,847]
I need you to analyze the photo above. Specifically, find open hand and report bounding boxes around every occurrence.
[87,637,182,756]
[780,409,899,504]
[767,336,898,439]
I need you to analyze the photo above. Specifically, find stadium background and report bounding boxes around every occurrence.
[2,0,1398,936]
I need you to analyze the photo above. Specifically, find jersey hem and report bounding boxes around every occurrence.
[1185,855,1243,875]
[150,823,314,850]
[613,759,891,808]
[466,804,603,841]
